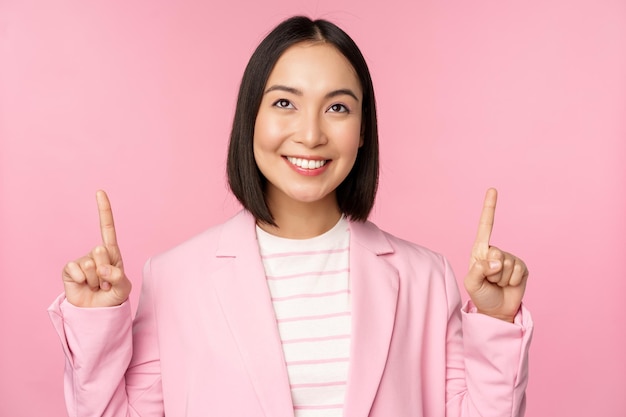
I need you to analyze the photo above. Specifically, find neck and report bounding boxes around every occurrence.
[258,193,342,239]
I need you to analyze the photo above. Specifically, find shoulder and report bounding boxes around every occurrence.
[350,219,448,272]
[350,219,459,309]
[149,210,255,265]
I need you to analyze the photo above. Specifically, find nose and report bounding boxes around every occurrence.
[295,111,328,148]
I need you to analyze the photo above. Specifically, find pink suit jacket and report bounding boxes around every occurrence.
[49,210,532,417]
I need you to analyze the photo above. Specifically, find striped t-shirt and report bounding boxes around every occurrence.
[256,217,351,417]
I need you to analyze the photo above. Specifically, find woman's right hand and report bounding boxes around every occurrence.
[62,190,132,308]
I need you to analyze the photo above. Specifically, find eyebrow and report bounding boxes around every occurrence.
[264,85,360,102]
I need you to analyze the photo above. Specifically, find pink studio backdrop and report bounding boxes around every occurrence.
[1,0,625,416]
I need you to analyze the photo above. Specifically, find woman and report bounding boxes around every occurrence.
[49,16,532,417]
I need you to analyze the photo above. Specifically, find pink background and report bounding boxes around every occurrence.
[1,0,625,415]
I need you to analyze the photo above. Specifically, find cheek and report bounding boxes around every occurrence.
[334,121,363,155]
[254,113,288,151]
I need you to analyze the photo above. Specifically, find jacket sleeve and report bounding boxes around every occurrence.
[47,260,163,417]
[443,258,533,417]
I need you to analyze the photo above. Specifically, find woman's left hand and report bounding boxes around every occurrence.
[464,188,529,323]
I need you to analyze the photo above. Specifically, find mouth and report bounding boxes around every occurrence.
[285,156,329,170]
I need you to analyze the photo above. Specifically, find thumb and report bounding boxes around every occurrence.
[465,259,502,292]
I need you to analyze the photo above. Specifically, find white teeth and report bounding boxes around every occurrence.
[287,157,327,169]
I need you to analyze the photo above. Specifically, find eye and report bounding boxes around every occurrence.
[327,103,349,113]
[273,99,294,109]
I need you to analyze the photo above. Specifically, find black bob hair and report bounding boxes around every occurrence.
[227,16,379,226]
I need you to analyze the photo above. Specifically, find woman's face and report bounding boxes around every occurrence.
[253,42,363,214]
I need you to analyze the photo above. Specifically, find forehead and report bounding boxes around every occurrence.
[266,42,362,95]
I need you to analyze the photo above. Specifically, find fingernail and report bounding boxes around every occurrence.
[489,260,501,269]
[101,281,111,290]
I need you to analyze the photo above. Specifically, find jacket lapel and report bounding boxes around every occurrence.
[208,212,400,417]
[343,220,400,417]
[210,211,294,417]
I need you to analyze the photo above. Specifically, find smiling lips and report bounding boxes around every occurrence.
[285,156,330,175]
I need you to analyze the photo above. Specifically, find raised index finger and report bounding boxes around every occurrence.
[96,190,119,255]
[473,187,498,249]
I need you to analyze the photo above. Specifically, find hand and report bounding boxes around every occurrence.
[61,190,132,308]
[464,188,528,322]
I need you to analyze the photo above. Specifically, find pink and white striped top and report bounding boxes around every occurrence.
[256,217,351,417]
